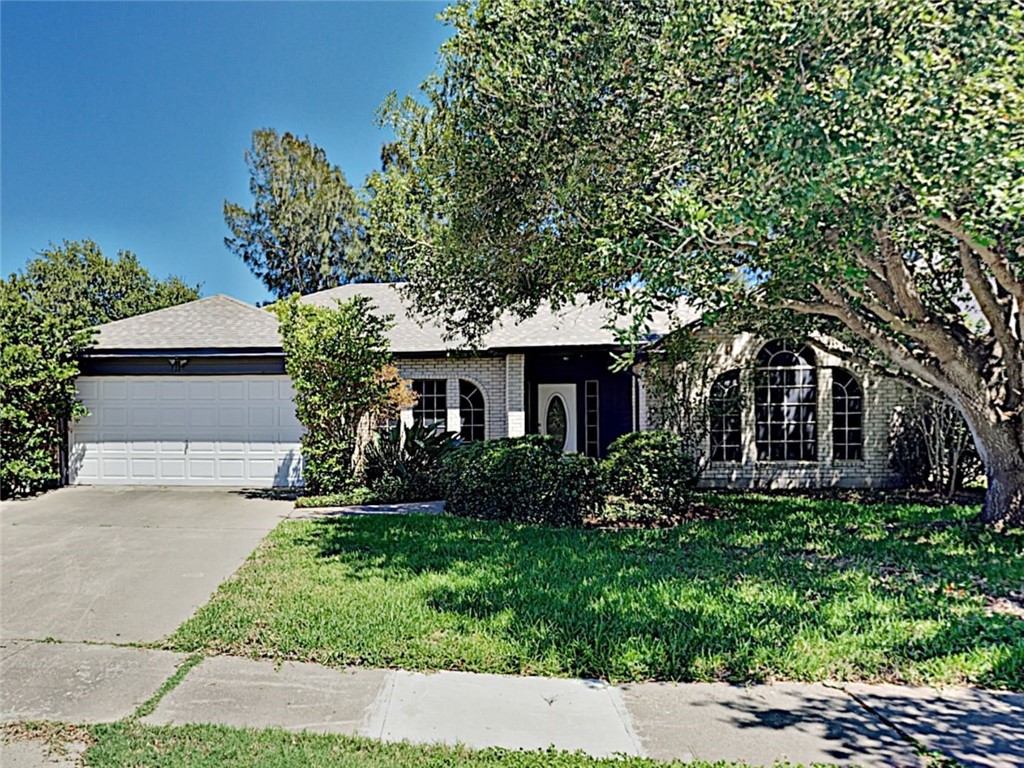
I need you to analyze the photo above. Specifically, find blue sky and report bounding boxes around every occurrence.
[1,1,449,304]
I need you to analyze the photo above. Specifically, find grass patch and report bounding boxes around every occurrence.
[169,494,1023,688]
[295,487,380,509]
[80,722,829,767]
[132,653,205,720]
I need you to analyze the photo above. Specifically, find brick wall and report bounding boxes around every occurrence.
[644,333,910,489]
[396,357,508,440]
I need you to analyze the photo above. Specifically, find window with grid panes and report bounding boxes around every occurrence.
[412,379,447,429]
[458,380,485,442]
[754,341,817,461]
[709,370,742,462]
[832,369,863,460]
[584,380,599,457]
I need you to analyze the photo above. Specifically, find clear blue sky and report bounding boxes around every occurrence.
[1,0,449,304]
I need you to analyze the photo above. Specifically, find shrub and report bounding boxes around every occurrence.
[890,394,983,495]
[273,295,415,494]
[294,486,380,509]
[363,418,460,502]
[443,435,602,527]
[602,430,699,515]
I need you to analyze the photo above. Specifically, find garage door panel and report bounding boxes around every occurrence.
[102,408,128,426]
[218,380,246,400]
[131,458,158,478]
[159,459,186,479]
[101,458,128,479]
[102,380,127,399]
[249,380,276,399]
[131,408,159,427]
[129,381,158,399]
[248,407,276,427]
[187,459,216,478]
[160,407,188,427]
[159,381,187,399]
[218,408,245,427]
[70,375,303,486]
[219,460,245,479]
[188,407,218,427]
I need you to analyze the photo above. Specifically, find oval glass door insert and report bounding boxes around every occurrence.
[546,394,568,450]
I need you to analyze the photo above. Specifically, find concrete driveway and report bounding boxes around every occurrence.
[0,487,293,644]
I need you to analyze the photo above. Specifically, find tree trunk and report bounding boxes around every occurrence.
[963,410,1024,529]
[981,459,1024,529]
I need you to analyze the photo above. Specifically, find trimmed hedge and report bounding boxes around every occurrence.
[602,430,699,514]
[443,435,602,527]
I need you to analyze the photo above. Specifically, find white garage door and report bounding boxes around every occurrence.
[69,376,304,486]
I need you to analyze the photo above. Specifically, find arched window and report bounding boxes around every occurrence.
[755,340,817,461]
[709,370,742,462]
[459,380,485,442]
[832,369,863,460]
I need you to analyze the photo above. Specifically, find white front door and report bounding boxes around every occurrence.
[538,383,577,453]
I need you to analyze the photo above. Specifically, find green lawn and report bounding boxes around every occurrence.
[169,494,1024,689]
[24,722,831,768]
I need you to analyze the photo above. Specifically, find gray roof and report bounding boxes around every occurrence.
[87,284,698,355]
[303,283,698,354]
[88,295,281,352]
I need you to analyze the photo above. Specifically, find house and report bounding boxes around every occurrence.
[69,283,908,488]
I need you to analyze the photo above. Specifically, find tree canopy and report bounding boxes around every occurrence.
[225,129,373,298]
[0,241,200,497]
[368,0,1024,526]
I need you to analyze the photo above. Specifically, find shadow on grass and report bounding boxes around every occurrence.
[293,494,1022,687]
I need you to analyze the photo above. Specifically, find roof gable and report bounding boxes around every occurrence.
[88,295,281,352]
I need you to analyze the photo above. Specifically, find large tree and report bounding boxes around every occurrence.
[225,129,372,298]
[0,240,200,496]
[368,0,1024,526]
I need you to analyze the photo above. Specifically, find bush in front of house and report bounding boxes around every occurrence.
[442,435,603,527]
[273,294,415,495]
[362,418,460,502]
[601,430,700,516]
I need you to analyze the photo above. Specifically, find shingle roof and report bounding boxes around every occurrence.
[86,284,699,355]
[87,295,281,352]
[302,283,699,354]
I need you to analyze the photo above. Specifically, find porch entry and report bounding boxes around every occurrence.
[538,383,577,453]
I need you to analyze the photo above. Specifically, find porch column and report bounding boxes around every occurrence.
[506,353,526,437]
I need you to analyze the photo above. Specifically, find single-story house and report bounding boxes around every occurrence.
[69,283,908,488]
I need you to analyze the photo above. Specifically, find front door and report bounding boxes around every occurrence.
[538,384,577,453]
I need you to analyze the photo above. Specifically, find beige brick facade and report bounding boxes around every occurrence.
[396,357,508,440]
[647,333,909,489]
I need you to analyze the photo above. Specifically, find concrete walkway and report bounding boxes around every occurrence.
[3,640,1022,767]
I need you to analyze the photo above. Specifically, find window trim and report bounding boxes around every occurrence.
[458,379,486,442]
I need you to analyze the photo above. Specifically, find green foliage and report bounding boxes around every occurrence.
[602,431,700,517]
[0,241,199,497]
[370,0,1024,525]
[82,721,732,768]
[294,487,381,509]
[442,435,603,527]
[272,295,402,494]
[170,495,1022,688]
[225,129,372,298]
[363,417,460,502]
[890,394,984,495]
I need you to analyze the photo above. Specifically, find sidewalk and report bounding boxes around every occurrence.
[2,639,1023,767]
